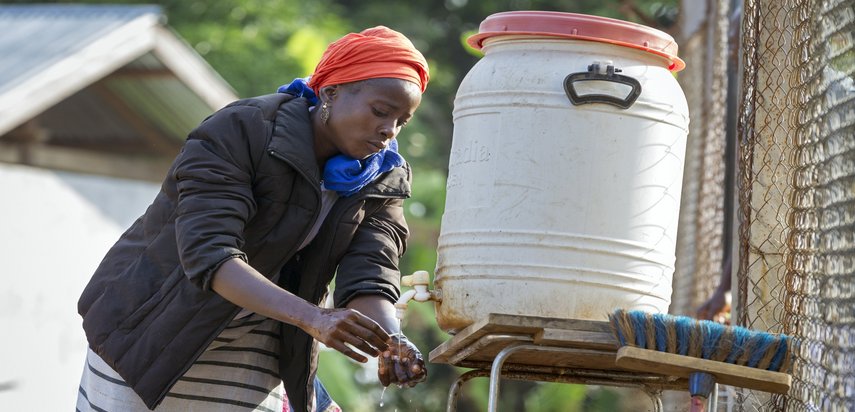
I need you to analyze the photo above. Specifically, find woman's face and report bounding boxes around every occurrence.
[318,78,422,160]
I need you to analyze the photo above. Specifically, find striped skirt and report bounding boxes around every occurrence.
[76,313,316,412]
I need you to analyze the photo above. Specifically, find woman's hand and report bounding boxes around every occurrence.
[304,307,390,363]
[378,334,427,387]
[210,259,390,363]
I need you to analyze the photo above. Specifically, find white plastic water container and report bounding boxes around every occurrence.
[434,11,690,333]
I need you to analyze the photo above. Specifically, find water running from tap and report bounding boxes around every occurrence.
[397,318,403,359]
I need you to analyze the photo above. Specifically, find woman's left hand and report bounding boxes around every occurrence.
[378,334,427,387]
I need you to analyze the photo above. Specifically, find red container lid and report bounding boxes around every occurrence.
[468,11,685,72]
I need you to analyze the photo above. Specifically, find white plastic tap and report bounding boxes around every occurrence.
[394,270,440,320]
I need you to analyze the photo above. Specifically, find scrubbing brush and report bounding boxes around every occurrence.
[608,309,796,412]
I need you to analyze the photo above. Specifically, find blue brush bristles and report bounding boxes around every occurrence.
[608,309,795,373]
[653,313,668,352]
[724,325,750,364]
[767,334,790,372]
[699,320,724,359]
[630,310,648,348]
[747,332,776,368]
[675,315,693,356]
[613,318,628,347]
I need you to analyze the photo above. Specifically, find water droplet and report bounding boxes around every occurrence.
[379,386,387,408]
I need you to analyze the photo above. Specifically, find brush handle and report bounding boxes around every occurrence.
[688,372,716,412]
[689,372,716,397]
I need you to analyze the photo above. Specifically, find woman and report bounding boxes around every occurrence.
[76,26,429,412]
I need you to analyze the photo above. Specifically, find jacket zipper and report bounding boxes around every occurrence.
[267,148,323,258]
[267,148,326,411]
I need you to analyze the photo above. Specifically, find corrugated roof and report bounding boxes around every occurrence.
[0,4,238,181]
[0,4,164,95]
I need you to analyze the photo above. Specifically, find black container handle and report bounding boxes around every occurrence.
[564,63,642,109]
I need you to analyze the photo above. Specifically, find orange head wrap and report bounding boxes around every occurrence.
[307,26,429,94]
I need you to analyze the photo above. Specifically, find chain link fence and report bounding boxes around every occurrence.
[675,0,853,410]
[737,0,853,410]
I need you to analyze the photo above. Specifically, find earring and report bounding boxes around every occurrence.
[320,102,330,125]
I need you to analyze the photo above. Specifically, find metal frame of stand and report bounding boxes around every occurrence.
[441,334,683,412]
[429,315,734,412]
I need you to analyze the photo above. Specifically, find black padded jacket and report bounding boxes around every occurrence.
[78,93,410,411]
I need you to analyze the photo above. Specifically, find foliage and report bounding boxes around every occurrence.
[525,383,587,411]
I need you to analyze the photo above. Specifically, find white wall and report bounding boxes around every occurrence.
[0,163,159,410]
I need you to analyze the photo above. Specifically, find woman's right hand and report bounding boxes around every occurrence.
[378,334,427,387]
[303,307,390,363]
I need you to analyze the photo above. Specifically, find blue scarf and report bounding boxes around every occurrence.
[277,78,405,197]
[277,77,319,106]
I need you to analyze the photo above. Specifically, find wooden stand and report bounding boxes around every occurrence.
[615,346,791,394]
[430,314,791,412]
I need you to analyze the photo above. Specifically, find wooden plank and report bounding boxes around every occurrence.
[491,347,618,371]
[615,346,792,394]
[446,334,530,365]
[452,359,690,391]
[430,316,495,364]
[448,336,619,371]
[533,328,618,350]
[485,313,613,333]
[430,314,611,364]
